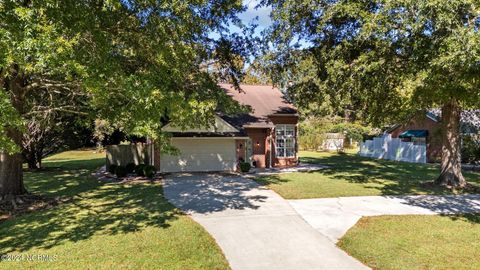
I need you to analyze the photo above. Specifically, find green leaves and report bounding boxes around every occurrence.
[1,0,249,153]
[0,91,23,154]
[266,0,480,127]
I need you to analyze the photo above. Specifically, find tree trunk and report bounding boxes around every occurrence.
[35,149,42,169]
[26,153,42,170]
[434,98,466,187]
[0,66,27,196]
[0,128,26,195]
[24,145,43,170]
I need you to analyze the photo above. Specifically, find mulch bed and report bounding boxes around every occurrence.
[100,175,163,184]
[0,194,71,222]
[93,166,163,184]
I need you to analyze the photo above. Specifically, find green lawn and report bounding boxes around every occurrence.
[338,214,480,270]
[0,149,229,270]
[256,151,480,199]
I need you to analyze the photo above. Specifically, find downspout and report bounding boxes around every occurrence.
[245,139,248,163]
[295,123,299,164]
[270,127,274,168]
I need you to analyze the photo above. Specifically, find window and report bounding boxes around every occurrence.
[276,125,296,158]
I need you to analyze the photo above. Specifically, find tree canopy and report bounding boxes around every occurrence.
[0,0,250,195]
[263,0,480,123]
[1,0,251,149]
[263,0,480,186]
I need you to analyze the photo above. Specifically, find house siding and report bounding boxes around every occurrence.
[389,114,442,163]
[153,115,300,171]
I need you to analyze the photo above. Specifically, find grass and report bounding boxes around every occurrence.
[338,214,480,270]
[0,149,230,270]
[255,150,480,199]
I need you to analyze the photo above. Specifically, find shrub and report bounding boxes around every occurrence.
[135,164,146,176]
[125,163,136,174]
[239,162,251,173]
[108,164,118,174]
[299,117,378,150]
[462,135,480,164]
[115,166,128,178]
[143,165,156,178]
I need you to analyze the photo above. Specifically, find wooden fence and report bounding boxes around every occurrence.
[106,144,152,167]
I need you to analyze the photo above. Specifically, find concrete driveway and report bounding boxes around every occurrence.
[289,194,480,242]
[163,173,368,270]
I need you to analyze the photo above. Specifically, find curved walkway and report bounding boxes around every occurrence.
[289,194,480,242]
[163,173,368,270]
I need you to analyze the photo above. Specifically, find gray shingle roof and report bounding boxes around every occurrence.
[427,109,480,134]
[219,84,297,129]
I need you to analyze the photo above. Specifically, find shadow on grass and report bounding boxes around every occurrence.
[254,174,289,186]
[447,213,480,224]
[303,153,480,195]
[0,153,180,253]
[395,194,480,219]
[261,152,480,196]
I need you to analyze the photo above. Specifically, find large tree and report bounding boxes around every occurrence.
[0,0,248,197]
[264,0,480,187]
[20,75,91,170]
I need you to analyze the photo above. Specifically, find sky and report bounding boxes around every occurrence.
[209,0,310,64]
[222,1,311,49]
[238,0,272,34]
[209,0,272,39]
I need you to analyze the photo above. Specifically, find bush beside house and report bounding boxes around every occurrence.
[115,166,128,177]
[462,135,480,164]
[239,162,251,173]
[106,163,157,178]
[299,117,376,151]
[108,164,118,174]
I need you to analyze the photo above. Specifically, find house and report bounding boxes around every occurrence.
[152,84,299,173]
[388,109,480,162]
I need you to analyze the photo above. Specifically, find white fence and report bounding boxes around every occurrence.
[359,134,427,163]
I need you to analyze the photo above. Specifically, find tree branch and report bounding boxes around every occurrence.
[23,106,89,116]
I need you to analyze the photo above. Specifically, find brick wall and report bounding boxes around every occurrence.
[389,114,442,162]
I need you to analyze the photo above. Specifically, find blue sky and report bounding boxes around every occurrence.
[219,1,311,48]
[238,0,272,33]
[209,0,272,39]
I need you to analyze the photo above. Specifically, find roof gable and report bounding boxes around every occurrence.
[219,84,297,128]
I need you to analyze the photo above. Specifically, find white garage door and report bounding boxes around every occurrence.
[160,138,237,173]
